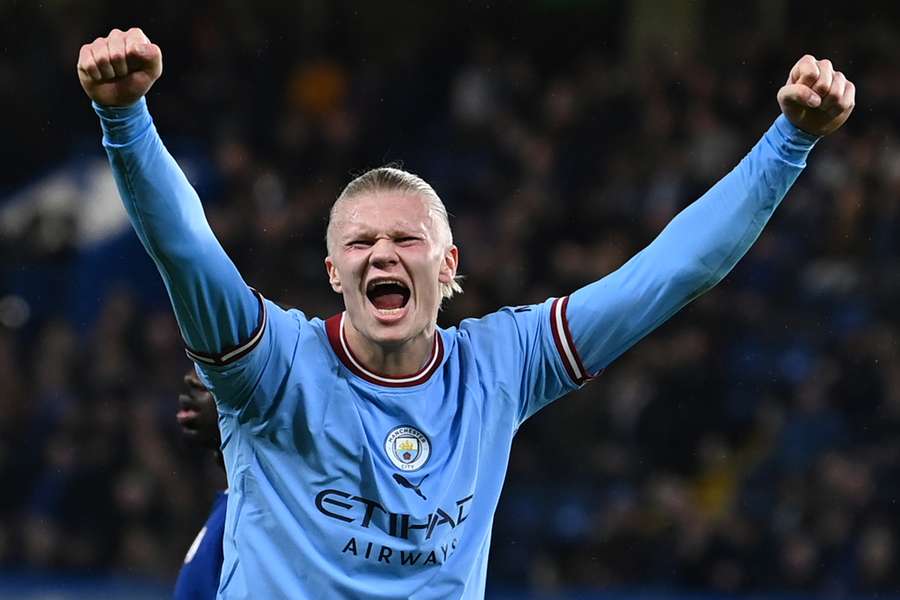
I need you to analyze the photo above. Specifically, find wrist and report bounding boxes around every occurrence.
[770,114,819,165]
[93,97,152,146]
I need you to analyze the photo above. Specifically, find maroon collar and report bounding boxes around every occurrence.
[324,313,444,387]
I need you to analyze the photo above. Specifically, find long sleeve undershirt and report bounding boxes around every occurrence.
[95,98,818,374]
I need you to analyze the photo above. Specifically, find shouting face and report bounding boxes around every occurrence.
[325,192,458,359]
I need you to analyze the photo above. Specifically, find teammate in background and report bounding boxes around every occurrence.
[77,27,854,600]
[174,370,226,600]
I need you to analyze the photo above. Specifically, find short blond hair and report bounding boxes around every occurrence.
[327,167,463,300]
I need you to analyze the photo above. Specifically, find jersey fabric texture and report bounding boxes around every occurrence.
[175,491,227,600]
[94,98,817,599]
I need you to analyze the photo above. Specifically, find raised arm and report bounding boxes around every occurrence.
[78,28,261,365]
[560,55,856,379]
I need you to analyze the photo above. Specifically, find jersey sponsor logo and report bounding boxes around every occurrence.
[340,536,460,567]
[315,487,474,568]
[384,425,430,471]
[314,489,473,541]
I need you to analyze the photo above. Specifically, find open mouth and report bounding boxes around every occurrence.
[366,279,411,312]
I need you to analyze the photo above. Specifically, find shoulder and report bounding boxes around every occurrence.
[456,299,554,342]
[264,302,329,344]
[235,300,336,379]
[447,300,557,370]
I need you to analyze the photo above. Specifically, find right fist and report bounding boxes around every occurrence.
[77,28,162,107]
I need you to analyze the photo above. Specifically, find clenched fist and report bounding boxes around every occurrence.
[778,55,855,137]
[77,28,162,107]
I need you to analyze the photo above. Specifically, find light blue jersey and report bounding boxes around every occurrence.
[94,98,817,599]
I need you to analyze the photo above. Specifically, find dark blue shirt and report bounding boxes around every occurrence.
[174,492,227,600]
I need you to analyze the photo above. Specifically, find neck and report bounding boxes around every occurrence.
[343,318,435,377]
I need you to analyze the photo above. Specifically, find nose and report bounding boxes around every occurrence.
[369,238,399,269]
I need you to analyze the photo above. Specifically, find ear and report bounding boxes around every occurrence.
[325,256,342,293]
[438,245,459,284]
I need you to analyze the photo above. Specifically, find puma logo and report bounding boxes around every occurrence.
[393,473,429,500]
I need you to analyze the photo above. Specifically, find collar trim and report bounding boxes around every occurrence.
[325,313,443,387]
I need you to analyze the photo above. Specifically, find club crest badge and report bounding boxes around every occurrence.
[384,425,431,471]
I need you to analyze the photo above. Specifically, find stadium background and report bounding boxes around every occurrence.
[2,0,899,598]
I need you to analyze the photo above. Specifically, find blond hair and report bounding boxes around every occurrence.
[327,167,463,300]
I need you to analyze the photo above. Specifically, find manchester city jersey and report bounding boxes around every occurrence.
[92,97,817,599]
[192,297,583,599]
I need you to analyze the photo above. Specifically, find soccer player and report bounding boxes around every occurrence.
[174,370,226,600]
[77,27,854,599]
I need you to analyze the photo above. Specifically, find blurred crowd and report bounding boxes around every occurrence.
[3,1,900,597]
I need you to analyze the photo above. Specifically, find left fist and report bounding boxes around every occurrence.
[777,55,855,137]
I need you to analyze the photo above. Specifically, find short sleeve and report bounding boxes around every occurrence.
[459,297,592,427]
[192,297,305,422]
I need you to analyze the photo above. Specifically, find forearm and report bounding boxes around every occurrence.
[95,98,259,358]
[567,115,818,372]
